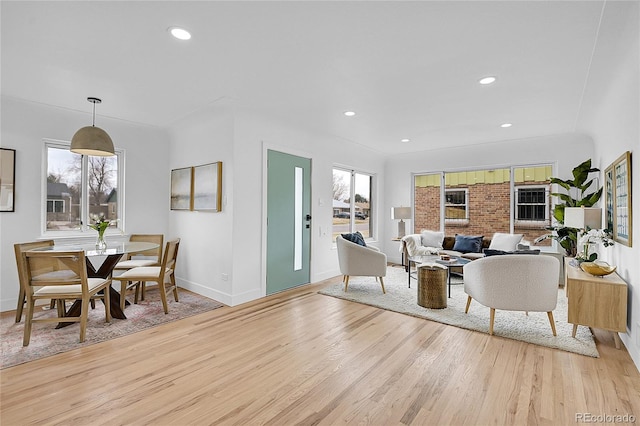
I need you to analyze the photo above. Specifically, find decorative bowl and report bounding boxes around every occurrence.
[580,261,616,276]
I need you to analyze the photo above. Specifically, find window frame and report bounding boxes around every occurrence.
[444,188,469,223]
[332,166,376,241]
[514,184,550,226]
[46,199,65,213]
[41,139,125,238]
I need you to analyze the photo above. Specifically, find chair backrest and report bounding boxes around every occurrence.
[24,250,90,296]
[127,234,164,260]
[162,238,181,273]
[463,254,560,312]
[14,240,55,292]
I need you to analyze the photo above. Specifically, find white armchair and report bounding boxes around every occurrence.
[336,235,387,293]
[463,254,560,336]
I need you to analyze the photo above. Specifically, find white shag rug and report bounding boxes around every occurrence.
[319,266,599,357]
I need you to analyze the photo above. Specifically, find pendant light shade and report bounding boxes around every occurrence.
[70,97,115,156]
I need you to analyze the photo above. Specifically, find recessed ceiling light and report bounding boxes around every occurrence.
[343,111,356,117]
[169,27,191,40]
[479,76,497,85]
[500,123,512,128]
[401,139,410,143]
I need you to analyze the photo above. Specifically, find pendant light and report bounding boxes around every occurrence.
[70,97,115,156]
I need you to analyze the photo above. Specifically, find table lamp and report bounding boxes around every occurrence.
[392,207,412,238]
[564,207,602,230]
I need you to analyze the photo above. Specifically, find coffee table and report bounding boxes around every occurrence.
[436,257,471,297]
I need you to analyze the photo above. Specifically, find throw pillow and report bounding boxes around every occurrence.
[488,233,523,251]
[452,234,483,253]
[420,230,444,249]
[342,231,366,247]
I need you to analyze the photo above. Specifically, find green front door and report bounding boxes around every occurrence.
[266,150,312,295]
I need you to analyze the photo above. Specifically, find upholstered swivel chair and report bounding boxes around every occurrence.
[336,235,387,293]
[463,254,560,336]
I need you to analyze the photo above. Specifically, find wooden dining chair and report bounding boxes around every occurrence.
[112,239,180,314]
[113,234,164,304]
[14,240,56,323]
[22,250,112,346]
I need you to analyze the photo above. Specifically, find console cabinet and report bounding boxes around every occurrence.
[564,258,628,349]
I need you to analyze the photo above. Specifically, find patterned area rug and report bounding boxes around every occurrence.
[319,266,599,357]
[1,288,224,369]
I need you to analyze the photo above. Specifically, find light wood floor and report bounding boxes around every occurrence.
[2,273,639,425]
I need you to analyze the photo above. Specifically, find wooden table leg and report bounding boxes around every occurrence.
[613,332,622,349]
[56,253,127,328]
[572,323,578,338]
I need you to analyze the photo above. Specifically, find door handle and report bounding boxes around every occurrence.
[306,214,312,221]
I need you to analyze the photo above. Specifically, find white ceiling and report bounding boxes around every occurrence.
[1,1,610,154]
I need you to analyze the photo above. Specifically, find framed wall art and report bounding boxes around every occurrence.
[193,162,222,211]
[605,151,632,246]
[604,164,614,234]
[170,166,193,210]
[0,148,16,212]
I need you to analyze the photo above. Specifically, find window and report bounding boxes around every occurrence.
[47,199,65,213]
[332,167,374,240]
[445,189,468,221]
[414,164,553,245]
[43,140,124,235]
[515,186,549,223]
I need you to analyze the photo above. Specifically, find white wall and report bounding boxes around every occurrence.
[167,103,236,305]
[166,105,385,306]
[575,1,640,368]
[0,97,170,311]
[382,133,595,263]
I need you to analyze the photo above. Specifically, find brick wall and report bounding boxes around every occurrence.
[414,181,551,246]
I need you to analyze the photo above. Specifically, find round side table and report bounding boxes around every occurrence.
[417,264,448,309]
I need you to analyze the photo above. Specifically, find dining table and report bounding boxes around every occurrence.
[28,241,159,327]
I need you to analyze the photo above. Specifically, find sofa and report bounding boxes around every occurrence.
[401,230,528,262]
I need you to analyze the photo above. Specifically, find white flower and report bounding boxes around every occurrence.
[578,229,614,247]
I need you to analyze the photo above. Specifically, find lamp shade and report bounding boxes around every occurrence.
[564,207,602,229]
[391,207,411,220]
[70,126,115,156]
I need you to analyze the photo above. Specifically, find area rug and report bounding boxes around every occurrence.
[1,288,225,369]
[319,267,599,357]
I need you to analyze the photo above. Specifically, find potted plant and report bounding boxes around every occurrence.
[535,159,603,257]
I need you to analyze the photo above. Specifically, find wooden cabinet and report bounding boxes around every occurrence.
[564,258,628,349]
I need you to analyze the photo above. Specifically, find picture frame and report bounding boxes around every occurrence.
[170,166,193,210]
[0,148,16,212]
[604,164,614,234]
[193,162,222,211]
[606,151,632,247]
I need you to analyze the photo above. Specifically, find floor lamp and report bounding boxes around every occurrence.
[392,207,412,238]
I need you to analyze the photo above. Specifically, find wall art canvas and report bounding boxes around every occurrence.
[0,148,16,212]
[170,167,193,210]
[193,162,222,211]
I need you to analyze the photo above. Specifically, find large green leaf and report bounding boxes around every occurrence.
[550,177,573,191]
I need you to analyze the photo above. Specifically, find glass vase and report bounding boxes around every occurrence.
[96,233,107,250]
